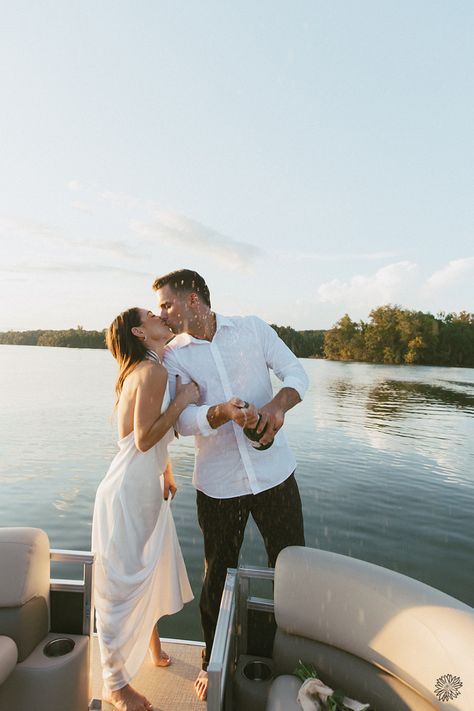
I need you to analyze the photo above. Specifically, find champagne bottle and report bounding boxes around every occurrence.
[243,414,274,451]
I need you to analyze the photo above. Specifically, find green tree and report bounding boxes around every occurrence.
[364,305,404,363]
[271,325,325,358]
[323,314,364,361]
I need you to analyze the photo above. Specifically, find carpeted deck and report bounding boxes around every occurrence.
[90,636,206,710]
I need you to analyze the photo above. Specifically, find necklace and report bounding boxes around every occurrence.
[146,350,162,364]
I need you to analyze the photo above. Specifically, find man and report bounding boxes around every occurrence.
[153,269,308,700]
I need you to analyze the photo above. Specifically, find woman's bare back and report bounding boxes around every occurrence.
[116,361,156,440]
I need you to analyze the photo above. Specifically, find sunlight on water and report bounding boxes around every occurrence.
[0,345,473,639]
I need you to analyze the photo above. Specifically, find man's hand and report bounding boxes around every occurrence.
[229,399,259,429]
[256,401,285,446]
[256,387,302,445]
[207,398,259,430]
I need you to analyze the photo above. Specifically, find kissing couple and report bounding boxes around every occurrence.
[92,268,308,710]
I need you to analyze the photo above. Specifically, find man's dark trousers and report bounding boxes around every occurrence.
[196,472,305,670]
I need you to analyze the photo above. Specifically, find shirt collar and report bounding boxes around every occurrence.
[215,313,234,332]
[168,313,234,349]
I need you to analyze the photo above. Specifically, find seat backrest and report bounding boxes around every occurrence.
[0,528,50,661]
[274,546,474,711]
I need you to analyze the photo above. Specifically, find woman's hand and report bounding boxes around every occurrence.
[163,462,177,500]
[176,374,200,405]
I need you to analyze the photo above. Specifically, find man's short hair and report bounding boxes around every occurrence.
[152,269,211,308]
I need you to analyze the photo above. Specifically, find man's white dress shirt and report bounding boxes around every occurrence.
[164,314,309,499]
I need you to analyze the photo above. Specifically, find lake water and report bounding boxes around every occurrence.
[1,344,473,641]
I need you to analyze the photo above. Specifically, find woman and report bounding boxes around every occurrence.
[92,307,199,711]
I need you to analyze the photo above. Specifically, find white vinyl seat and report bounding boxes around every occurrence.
[0,527,89,711]
[266,546,474,711]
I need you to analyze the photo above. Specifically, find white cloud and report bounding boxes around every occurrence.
[131,209,261,271]
[0,214,139,263]
[425,257,474,290]
[99,190,142,210]
[67,180,82,192]
[0,262,148,277]
[278,249,402,263]
[70,200,94,215]
[0,218,140,271]
[318,261,418,306]
[0,216,60,241]
[74,238,139,260]
[68,188,262,271]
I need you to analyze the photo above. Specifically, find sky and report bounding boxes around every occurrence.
[1,0,472,331]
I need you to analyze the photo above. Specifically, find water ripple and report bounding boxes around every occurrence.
[1,346,473,624]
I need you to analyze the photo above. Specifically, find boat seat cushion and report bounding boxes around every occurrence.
[274,546,474,709]
[272,629,437,711]
[0,636,18,686]
[0,528,50,608]
[0,528,50,661]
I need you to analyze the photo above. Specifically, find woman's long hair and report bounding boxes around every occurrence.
[106,307,148,406]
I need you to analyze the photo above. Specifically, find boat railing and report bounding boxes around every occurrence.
[48,551,274,709]
[207,565,275,711]
[50,548,94,637]
[207,568,237,710]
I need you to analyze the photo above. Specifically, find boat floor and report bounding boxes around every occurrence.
[90,635,206,710]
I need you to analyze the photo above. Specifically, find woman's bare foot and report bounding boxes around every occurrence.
[149,648,171,667]
[194,670,208,701]
[148,624,171,667]
[102,684,153,711]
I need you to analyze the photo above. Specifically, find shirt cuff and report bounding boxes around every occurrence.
[281,376,308,401]
[196,405,218,436]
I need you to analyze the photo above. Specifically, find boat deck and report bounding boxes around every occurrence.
[90,635,206,710]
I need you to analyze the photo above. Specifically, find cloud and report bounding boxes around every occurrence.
[131,209,261,271]
[318,261,418,306]
[75,238,139,259]
[0,215,138,262]
[0,216,60,241]
[425,257,474,290]
[99,190,142,210]
[67,180,82,192]
[279,249,402,263]
[0,262,149,277]
[70,200,94,215]
[68,187,262,271]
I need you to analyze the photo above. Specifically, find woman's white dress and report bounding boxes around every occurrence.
[92,384,193,692]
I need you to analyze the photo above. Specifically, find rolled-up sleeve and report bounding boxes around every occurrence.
[177,403,215,436]
[256,317,309,400]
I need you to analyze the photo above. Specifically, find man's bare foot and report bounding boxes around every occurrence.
[102,683,153,711]
[149,648,171,667]
[194,670,208,701]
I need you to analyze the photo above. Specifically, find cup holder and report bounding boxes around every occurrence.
[43,637,76,657]
[242,659,273,682]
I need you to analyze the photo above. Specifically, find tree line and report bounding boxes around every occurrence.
[270,325,325,358]
[0,324,326,357]
[323,306,474,367]
[1,306,473,366]
[0,326,106,349]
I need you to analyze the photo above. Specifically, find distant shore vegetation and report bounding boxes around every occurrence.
[322,306,474,368]
[0,326,106,349]
[1,305,473,367]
